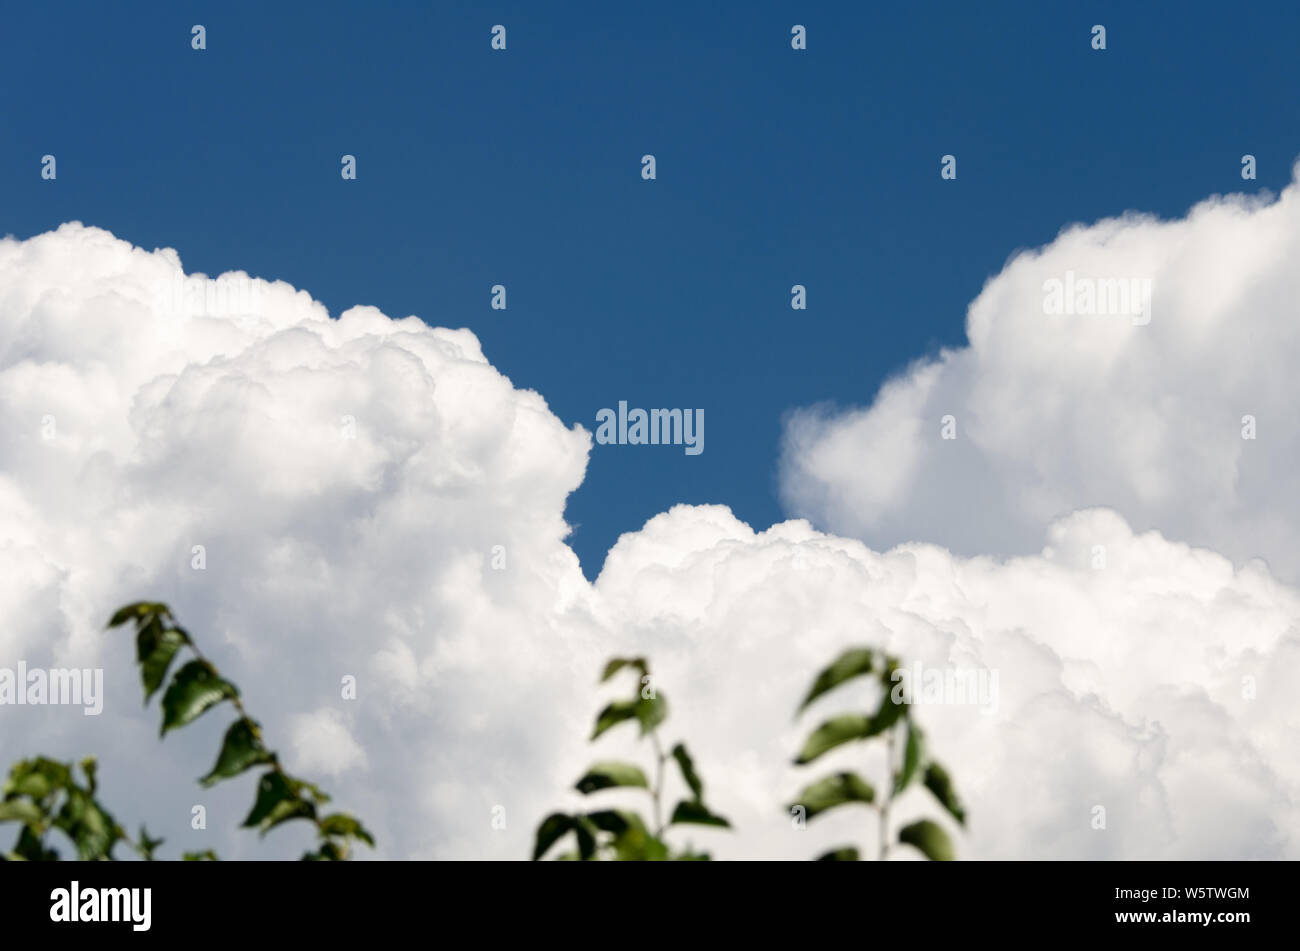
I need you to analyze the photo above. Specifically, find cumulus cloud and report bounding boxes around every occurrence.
[0,223,596,859]
[1,222,1296,862]
[780,168,1300,581]
[594,505,1300,860]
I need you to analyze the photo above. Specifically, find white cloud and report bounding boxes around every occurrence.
[0,223,596,859]
[1,222,1296,862]
[593,504,1300,860]
[781,169,1300,581]
[288,708,368,777]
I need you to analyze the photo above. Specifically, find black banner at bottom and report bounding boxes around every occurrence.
[0,859,1277,939]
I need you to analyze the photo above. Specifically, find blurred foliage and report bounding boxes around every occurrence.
[533,657,730,860]
[0,601,373,861]
[2,604,965,862]
[791,648,965,860]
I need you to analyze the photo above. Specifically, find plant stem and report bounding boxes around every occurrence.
[650,730,667,836]
[879,728,895,860]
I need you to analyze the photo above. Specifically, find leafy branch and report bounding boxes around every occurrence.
[0,601,374,861]
[790,648,965,860]
[107,601,373,861]
[533,657,730,860]
[0,757,139,861]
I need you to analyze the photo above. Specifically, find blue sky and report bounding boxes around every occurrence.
[3,0,1297,576]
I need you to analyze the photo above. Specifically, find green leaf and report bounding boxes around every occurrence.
[669,799,731,828]
[638,836,669,861]
[591,699,638,740]
[585,810,664,860]
[4,758,71,800]
[614,829,666,861]
[302,842,345,861]
[895,721,924,794]
[923,762,966,825]
[319,813,375,847]
[789,772,875,820]
[201,718,273,787]
[137,826,164,860]
[670,743,704,800]
[866,685,907,737]
[798,648,876,712]
[574,761,649,794]
[108,602,168,628]
[136,619,189,702]
[532,813,573,861]
[182,850,219,861]
[573,816,597,860]
[0,799,44,827]
[635,693,667,736]
[600,657,648,682]
[160,660,238,735]
[793,714,872,764]
[55,789,122,860]
[816,846,860,861]
[584,809,642,837]
[12,825,57,861]
[241,772,316,833]
[898,819,955,861]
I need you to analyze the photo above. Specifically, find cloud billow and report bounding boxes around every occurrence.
[781,169,1300,582]
[1,219,1296,860]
